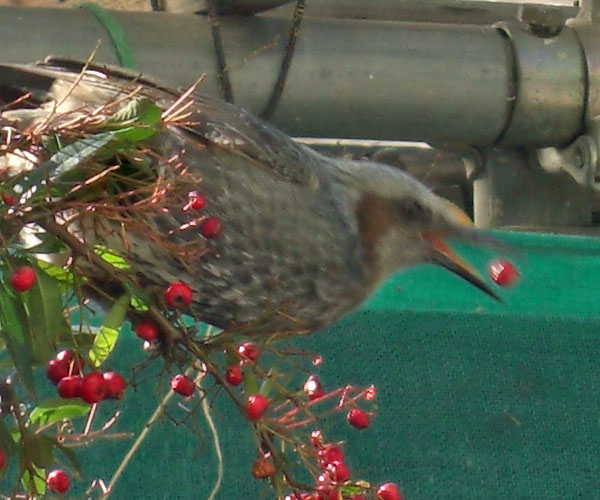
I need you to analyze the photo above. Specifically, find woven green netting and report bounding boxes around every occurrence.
[68,231,600,499]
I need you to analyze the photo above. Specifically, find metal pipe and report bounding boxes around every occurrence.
[0,6,586,146]
[196,0,293,15]
[267,0,579,25]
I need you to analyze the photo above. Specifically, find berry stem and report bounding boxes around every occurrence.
[276,385,372,428]
[83,403,98,436]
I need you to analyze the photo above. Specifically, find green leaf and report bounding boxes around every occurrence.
[37,260,74,285]
[21,463,45,496]
[105,97,162,128]
[89,294,129,367]
[259,367,277,398]
[55,442,82,477]
[23,263,69,363]
[105,98,162,144]
[0,420,17,456]
[129,296,149,312]
[341,484,367,496]
[123,282,150,311]
[29,398,90,427]
[114,125,158,144]
[19,132,114,200]
[242,371,259,399]
[0,283,35,397]
[93,245,131,270]
[29,434,55,468]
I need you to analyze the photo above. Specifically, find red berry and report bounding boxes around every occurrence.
[365,385,376,400]
[57,375,82,399]
[310,429,324,448]
[0,448,5,470]
[317,444,344,469]
[164,281,193,308]
[171,374,195,396]
[135,322,159,341]
[326,489,340,500]
[347,408,370,429]
[245,394,269,420]
[350,496,368,500]
[304,375,325,401]
[103,371,126,399]
[377,483,402,500]
[488,258,520,287]
[2,192,16,206]
[327,460,350,482]
[55,349,84,375]
[46,359,69,385]
[79,372,107,404]
[10,266,36,292]
[46,469,70,494]
[238,342,260,362]
[225,365,243,385]
[184,191,206,211]
[200,216,222,239]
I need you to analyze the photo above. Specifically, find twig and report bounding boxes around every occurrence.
[83,403,98,436]
[34,44,101,134]
[202,385,224,500]
[105,379,179,496]
[40,218,184,343]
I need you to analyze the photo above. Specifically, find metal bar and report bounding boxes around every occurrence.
[267,0,579,25]
[472,148,592,228]
[0,6,586,146]
[196,0,294,15]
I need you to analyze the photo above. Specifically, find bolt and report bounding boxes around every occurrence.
[518,5,565,37]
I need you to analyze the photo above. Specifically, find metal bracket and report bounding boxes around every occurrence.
[536,135,599,189]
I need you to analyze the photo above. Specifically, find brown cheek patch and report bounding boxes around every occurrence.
[355,192,397,288]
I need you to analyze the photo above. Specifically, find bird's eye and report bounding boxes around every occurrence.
[396,198,431,222]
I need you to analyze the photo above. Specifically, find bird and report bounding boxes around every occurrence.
[0,58,501,337]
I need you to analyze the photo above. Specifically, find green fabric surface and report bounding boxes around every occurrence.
[52,231,600,499]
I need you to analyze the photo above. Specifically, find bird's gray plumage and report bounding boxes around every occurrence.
[0,58,498,335]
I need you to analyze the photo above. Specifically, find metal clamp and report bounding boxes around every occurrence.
[537,135,599,189]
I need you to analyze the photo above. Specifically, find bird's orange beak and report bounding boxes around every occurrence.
[423,232,500,300]
[423,202,500,300]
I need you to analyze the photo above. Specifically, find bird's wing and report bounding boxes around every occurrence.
[0,58,321,188]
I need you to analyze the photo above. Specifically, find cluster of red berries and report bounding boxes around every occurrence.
[46,349,126,404]
[302,375,371,430]
[283,432,402,500]
[220,341,270,420]
[182,190,223,239]
[224,341,260,387]
[134,282,195,342]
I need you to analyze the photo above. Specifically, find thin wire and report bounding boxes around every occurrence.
[261,0,306,119]
[206,0,234,103]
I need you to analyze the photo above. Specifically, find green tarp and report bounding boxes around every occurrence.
[54,231,600,499]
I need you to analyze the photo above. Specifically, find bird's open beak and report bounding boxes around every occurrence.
[424,232,500,300]
[423,201,500,300]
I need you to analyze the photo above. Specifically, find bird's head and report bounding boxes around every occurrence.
[338,160,500,300]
